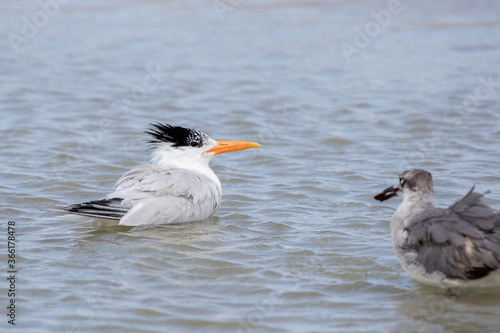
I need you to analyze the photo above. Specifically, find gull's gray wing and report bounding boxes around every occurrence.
[448,186,499,231]
[403,187,500,281]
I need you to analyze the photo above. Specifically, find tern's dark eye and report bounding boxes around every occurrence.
[399,176,405,186]
[190,141,201,148]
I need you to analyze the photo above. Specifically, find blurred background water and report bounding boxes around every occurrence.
[1,0,500,332]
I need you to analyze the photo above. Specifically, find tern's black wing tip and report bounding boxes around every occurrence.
[49,199,127,220]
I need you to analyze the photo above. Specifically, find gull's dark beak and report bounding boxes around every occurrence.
[374,185,399,202]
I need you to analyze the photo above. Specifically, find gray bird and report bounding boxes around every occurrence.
[375,169,500,287]
[58,123,260,226]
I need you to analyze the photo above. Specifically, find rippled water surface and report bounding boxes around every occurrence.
[2,0,500,332]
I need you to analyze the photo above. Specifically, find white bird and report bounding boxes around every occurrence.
[375,169,500,288]
[60,123,260,226]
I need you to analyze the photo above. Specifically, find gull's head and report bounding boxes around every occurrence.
[374,169,434,202]
[146,123,260,169]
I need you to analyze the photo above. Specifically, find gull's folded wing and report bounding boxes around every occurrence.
[403,188,500,281]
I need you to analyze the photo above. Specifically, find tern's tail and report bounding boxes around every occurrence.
[51,198,128,220]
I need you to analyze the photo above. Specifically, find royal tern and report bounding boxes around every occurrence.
[60,123,260,226]
[375,169,500,287]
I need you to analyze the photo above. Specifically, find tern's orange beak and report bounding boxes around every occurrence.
[206,140,260,156]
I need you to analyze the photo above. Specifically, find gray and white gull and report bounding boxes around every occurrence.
[375,169,500,287]
[58,123,260,226]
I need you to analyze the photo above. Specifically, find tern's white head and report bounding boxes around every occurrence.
[145,123,260,171]
[374,169,434,203]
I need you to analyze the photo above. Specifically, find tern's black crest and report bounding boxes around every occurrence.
[145,123,204,148]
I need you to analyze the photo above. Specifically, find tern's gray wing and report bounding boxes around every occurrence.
[107,164,221,226]
[404,188,500,281]
[62,164,221,226]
